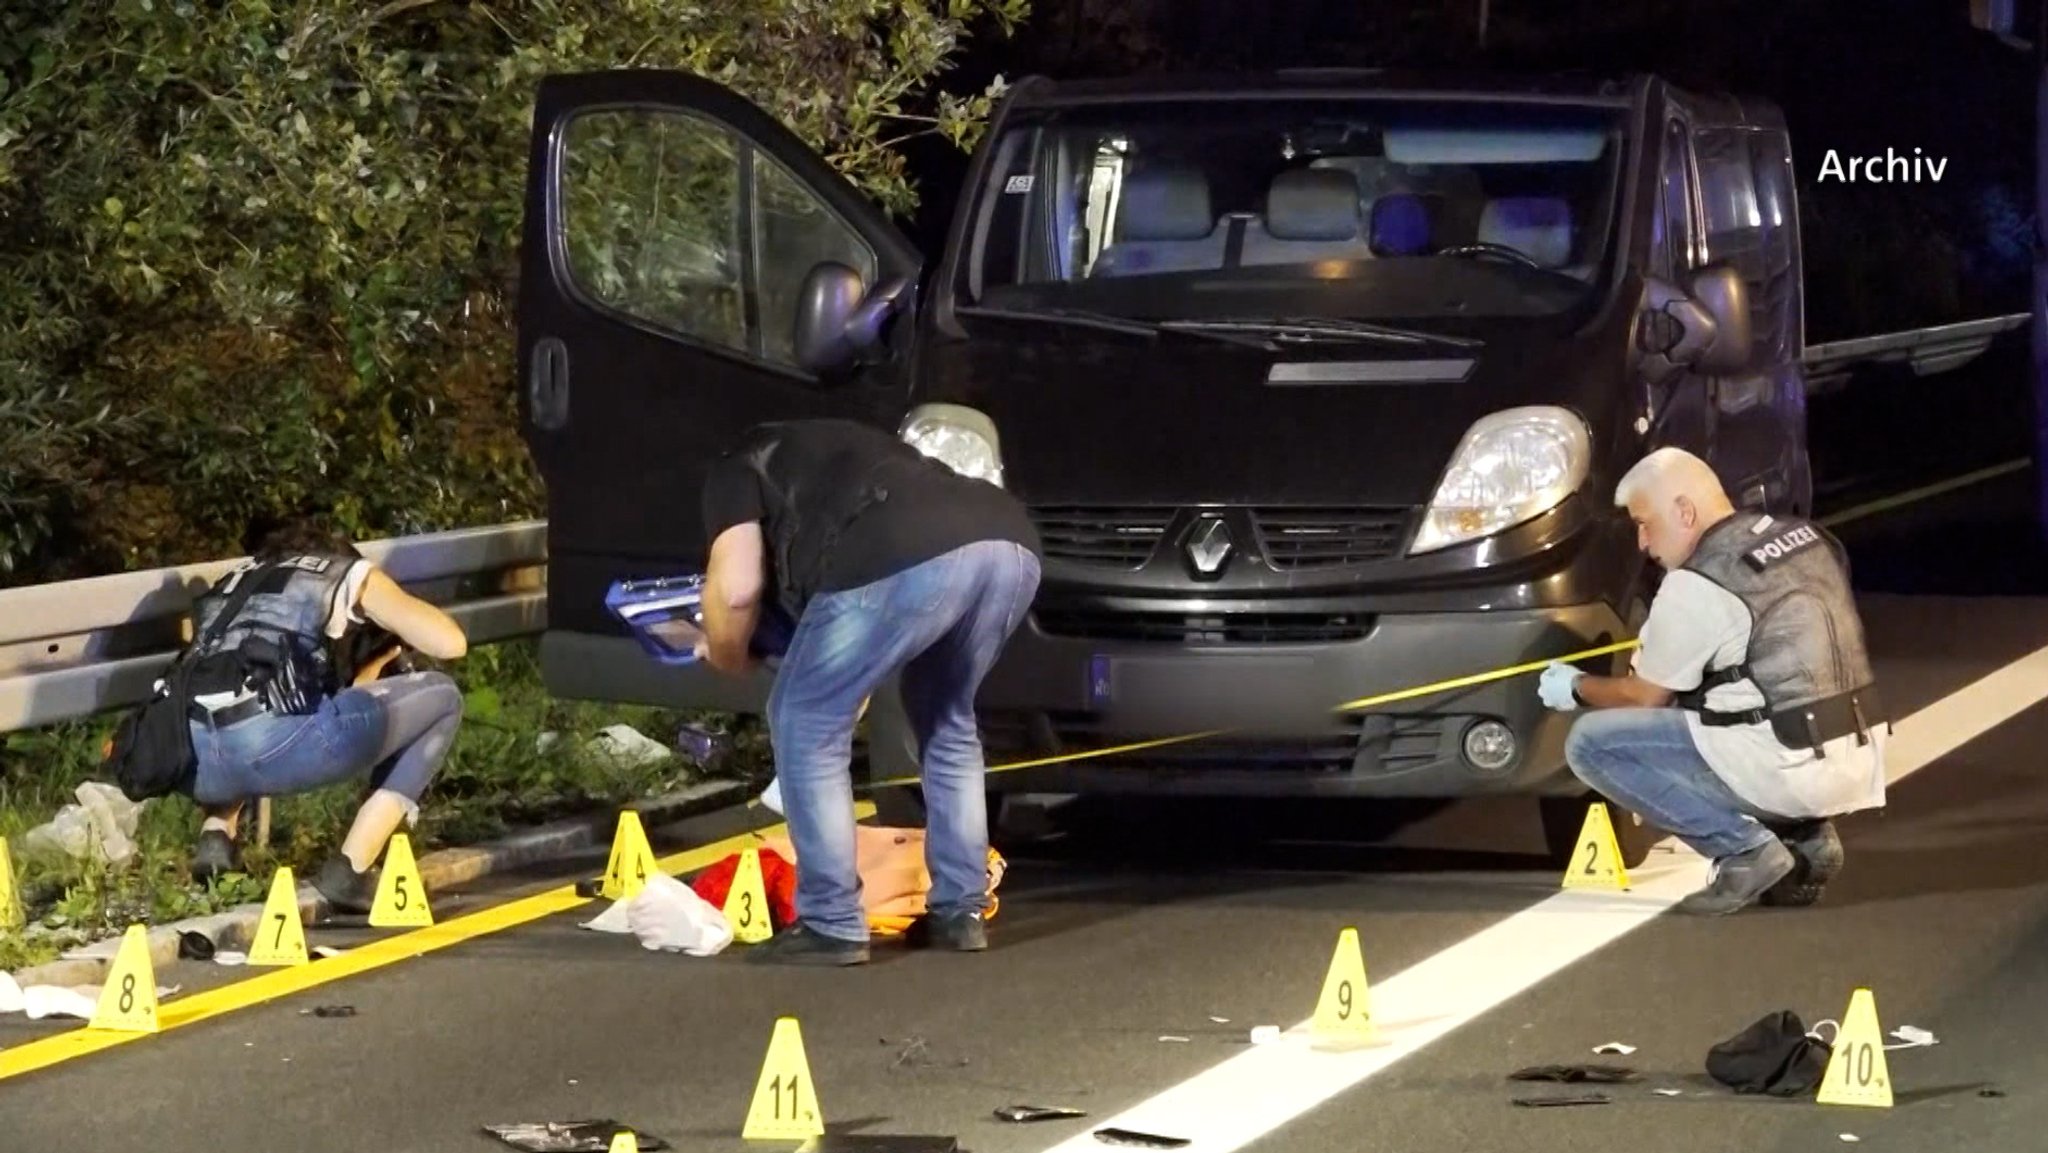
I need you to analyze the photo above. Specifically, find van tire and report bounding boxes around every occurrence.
[867,782,1011,834]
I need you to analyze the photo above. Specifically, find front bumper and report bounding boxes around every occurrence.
[868,599,1632,799]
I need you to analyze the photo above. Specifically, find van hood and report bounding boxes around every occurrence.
[914,320,1625,508]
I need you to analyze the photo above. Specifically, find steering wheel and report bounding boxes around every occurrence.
[1436,242,1545,270]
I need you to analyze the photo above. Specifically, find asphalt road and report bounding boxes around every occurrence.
[7,376,2048,1152]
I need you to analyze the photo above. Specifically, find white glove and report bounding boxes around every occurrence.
[1538,662,1584,712]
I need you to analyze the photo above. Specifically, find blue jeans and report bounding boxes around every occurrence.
[769,540,1041,942]
[1563,708,1777,860]
[189,672,464,808]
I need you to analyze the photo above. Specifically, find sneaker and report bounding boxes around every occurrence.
[1761,820,1844,908]
[1677,838,1797,916]
[746,923,870,967]
[313,854,379,916]
[191,829,241,884]
[904,911,988,952]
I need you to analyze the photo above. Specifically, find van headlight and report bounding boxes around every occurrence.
[900,403,1005,486]
[1410,406,1590,554]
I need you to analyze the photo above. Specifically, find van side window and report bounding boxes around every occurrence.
[559,109,875,370]
[1657,118,1700,276]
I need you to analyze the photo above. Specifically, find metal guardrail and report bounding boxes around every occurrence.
[1802,312,2030,394]
[0,521,547,733]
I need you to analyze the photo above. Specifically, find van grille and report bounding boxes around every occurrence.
[1032,607,1374,645]
[1252,508,1412,569]
[1032,506,1174,569]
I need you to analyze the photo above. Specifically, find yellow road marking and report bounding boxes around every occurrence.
[0,805,871,1085]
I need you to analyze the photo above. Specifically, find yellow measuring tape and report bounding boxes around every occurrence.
[858,636,1642,791]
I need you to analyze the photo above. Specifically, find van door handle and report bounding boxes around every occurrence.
[529,337,570,431]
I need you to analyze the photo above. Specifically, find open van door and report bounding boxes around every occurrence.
[516,71,922,708]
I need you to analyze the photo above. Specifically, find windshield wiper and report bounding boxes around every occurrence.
[954,305,1271,348]
[1160,316,1482,352]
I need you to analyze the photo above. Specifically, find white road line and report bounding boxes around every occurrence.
[1037,642,2048,1153]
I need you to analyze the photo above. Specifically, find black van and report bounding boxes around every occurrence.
[517,69,1809,858]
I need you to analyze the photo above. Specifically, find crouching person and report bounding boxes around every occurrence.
[183,522,469,914]
[1538,449,1888,915]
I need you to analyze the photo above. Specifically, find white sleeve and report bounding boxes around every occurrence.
[1631,570,1748,693]
[325,559,374,639]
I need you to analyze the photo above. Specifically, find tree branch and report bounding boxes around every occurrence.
[370,0,447,25]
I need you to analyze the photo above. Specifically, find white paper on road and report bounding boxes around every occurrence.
[1887,1025,1939,1049]
[7,980,178,1020]
[581,872,733,956]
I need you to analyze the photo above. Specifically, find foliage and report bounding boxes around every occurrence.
[0,0,1024,581]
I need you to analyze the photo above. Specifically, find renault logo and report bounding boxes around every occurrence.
[1186,517,1234,577]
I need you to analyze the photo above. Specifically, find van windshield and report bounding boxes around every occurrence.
[957,96,1628,325]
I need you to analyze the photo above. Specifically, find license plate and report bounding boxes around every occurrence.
[1093,655,1320,729]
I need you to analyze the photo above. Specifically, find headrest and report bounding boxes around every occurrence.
[1477,197,1573,268]
[1369,193,1433,256]
[1265,169,1360,241]
[1115,165,1214,241]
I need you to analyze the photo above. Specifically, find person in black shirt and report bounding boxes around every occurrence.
[698,418,1042,965]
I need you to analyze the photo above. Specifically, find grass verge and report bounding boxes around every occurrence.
[0,639,770,972]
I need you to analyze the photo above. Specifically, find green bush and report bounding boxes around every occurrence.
[0,0,1024,582]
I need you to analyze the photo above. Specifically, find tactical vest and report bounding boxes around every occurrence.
[187,552,360,711]
[739,425,897,621]
[1677,512,1886,753]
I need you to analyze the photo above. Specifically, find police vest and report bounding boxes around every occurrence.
[187,552,360,709]
[738,425,897,621]
[1677,513,1886,752]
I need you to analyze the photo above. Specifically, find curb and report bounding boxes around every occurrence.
[8,778,750,991]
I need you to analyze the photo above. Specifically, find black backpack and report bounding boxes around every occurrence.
[102,564,269,802]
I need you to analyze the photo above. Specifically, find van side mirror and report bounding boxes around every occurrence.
[1636,264,1752,381]
[1685,264,1752,374]
[794,262,911,375]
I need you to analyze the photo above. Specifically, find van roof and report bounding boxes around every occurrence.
[1003,69,1649,110]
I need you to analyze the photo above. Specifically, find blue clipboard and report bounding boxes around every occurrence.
[604,574,795,665]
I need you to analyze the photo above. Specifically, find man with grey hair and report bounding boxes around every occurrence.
[1537,447,1888,915]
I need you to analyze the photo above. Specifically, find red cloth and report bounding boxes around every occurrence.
[689,847,799,928]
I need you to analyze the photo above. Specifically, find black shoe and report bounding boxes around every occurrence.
[1677,838,1797,916]
[313,855,379,916]
[904,911,988,952]
[746,924,870,967]
[191,829,241,884]
[1761,820,1844,908]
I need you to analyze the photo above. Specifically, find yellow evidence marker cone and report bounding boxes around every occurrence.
[724,847,774,944]
[745,1016,826,1141]
[0,836,22,931]
[608,1131,639,1153]
[249,866,309,966]
[89,923,160,1033]
[601,810,658,900]
[1817,988,1895,1108]
[1311,926,1377,1047]
[1562,801,1631,891]
[370,833,433,927]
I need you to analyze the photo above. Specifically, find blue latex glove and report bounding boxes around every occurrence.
[1538,662,1584,712]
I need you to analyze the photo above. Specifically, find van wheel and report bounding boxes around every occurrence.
[870,783,928,827]
[1539,793,1661,869]
[866,783,1011,833]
